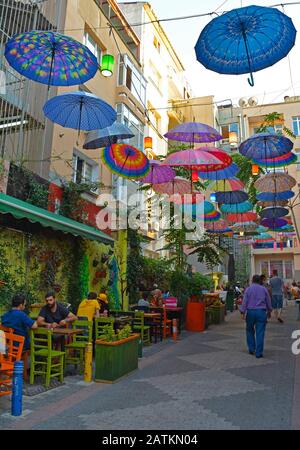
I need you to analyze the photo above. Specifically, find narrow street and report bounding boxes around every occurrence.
[1,303,299,430]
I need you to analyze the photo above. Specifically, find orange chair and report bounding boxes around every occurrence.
[162,307,172,338]
[0,324,14,333]
[0,325,29,380]
[0,332,25,397]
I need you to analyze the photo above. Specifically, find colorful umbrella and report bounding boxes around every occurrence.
[199,211,221,222]
[216,190,249,204]
[259,206,289,219]
[195,5,296,86]
[232,221,258,232]
[227,212,257,223]
[43,91,116,132]
[255,233,274,242]
[220,201,253,214]
[256,225,268,233]
[254,172,296,192]
[261,218,288,229]
[101,144,150,179]
[169,192,205,205]
[197,163,239,180]
[83,123,134,149]
[208,178,244,192]
[5,31,98,87]
[256,190,294,202]
[153,177,191,195]
[205,219,231,232]
[164,122,222,143]
[183,201,215,216]
[239,133,293,159]
[140,160,176,184]
[257,200,288,208]
[161,148,232,171]
[253,152,297,168]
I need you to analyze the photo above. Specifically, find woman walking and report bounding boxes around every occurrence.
[240,275,273,358]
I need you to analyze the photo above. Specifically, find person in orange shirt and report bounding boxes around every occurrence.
[77,292,100,321]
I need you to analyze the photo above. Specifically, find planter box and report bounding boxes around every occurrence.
[95,334,139,383]
[210,305,225,324]
[205,308,214,328]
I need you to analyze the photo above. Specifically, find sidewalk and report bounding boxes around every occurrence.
[1,303,299,430]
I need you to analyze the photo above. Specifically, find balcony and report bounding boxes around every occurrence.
[168,101,185,125]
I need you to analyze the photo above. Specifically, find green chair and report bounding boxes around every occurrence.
[64,320,93,374]
[29,328,65,387]
[132,312,151,346]
[95,317,115,340]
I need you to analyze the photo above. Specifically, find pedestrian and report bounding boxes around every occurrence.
[240,274,272,358]
[269,269,284,323]
[291,282,300,321]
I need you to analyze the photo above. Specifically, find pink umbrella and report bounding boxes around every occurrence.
[204,219,230,231]
[139,160,176,184]
[161,148,232,171]
[152,177,191,195]
[169,192,205,204]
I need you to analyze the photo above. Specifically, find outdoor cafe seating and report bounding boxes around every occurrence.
[0,332,25,397]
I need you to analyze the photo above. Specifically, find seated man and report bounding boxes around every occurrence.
[37,291,77,329]
[1,293,38,350]
[137,292,150,311]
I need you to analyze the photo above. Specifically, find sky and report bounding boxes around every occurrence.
[120,0,300,106]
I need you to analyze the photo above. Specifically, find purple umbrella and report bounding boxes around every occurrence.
[139,160,176,184]
[261,218,288,229]
[164,122,222,144]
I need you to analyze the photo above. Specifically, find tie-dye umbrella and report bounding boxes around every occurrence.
[198,163,239,180]
[232,221,258,232]
[5,31,98,87]
[252,152,297,168]
[139,160,176,184]
[153,177,191,195]
[239,133,293,159]
[254,172,296,193]
[208,178,244,192]
[205,219,232,234]
[101,144,150,179]
[199,210,221,222]
[164,122,222,144]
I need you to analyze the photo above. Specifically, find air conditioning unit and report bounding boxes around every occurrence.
[248,96,258,106]
[238,97,248,107]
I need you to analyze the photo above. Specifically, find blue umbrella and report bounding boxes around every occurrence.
[183,201,215,216]
[43,91,116,132]
[83,123,134,149]
[259,206,289,219]
[198,163,239,180]
[239,133,293,159]
[220,201,253,214]
[216,190,248,204]
[195,5,296,86]
[261,217,288,229]
[256,190,294,202]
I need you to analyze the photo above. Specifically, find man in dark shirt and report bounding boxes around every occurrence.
[1,293,38,350]
[37,291,77,329]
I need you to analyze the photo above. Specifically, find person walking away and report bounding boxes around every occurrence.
[240,275,272,358]
[269,269,284,323]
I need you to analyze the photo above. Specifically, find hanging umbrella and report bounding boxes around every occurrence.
[83,123,134,149]
[205,219,231,232]
[220,201,253,214]
[183,201,215,216]
[259,206,289,219]
[253,152,297,168]
[256,190,294,202]
[257,200,288,208]
[139,160,176,184]
[169,192,205,205]
[227,212,257,223]
[161,148,232,171]
[198,163,239,180]
[256,225,268,233]
[5,31,98,87]
[43,91,116,132]
[164,122,222,143]
[199,211,221,223]
[195,5,296,86]
[101,144,150,179]
[261,217,288,229]
[255,233,275,243]
[153,177,191,195]
[254,172,296,192]
[208,178,244,192]
[239,133,293,159]
[216,190,248,204]
[232,221,258,232]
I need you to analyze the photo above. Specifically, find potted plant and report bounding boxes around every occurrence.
[210,301,225,324]
[95,325,139,383]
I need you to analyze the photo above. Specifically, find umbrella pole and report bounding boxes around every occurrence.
[242,30,255,87]
[77,98,84,142]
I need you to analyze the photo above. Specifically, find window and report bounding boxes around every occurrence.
[254,125,283,134]
[116,103,144,149]
[295,149,300,169]
[149,62,162,94]
[118,55,147,105]
[260,260,294,279]
[292,116,300,136]
[83,32,102,64]
[221,123,240,142]
[153,36,161,53]
[73,152,98,184]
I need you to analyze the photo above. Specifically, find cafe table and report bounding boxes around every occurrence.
[51,327,83,352]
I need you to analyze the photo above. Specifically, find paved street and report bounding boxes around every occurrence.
[1,303,299,430]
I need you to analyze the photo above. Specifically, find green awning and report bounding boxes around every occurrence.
[0,193,114,244]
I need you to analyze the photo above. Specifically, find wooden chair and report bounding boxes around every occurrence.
[65,320,93,374]
[29,328,65,387]
[95,317,114,340]
[0,325,31,381]
[132,312,151,346]
[162,307,172,339]
[0,332,25,397]
[0,324,14,333]
[147,312,163,343]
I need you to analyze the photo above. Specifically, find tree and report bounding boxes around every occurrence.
[232,153,262,206]
[255,112,295,139]
[188,233,228,273]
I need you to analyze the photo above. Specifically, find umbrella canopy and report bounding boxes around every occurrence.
[232,221,258,232]
[5,31,98,87]
[220,201,253,214]
[153,177,191,195]
[198,211,221,223]
[216,190,249,204]
[259,206,289,219]
[198,163,239,180]
[83,123,134,149]
[183,201,215,216]
[164,122,222,143]
[195,5,296,86]
[208,178,244,192]
[256,225,268,233]
[43,91,116,131]
[261,217,288,229]
[140,160,176,184]
[161,148,232,171]
[101,144,150,179]
[169,192,205,205]
[254,172,296,193]
[257,200,288,208]
[205,219,230,231]
[227,212,257,223]
[253,152,297,168]
[239,133,293,159]
[256,190,294,201]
